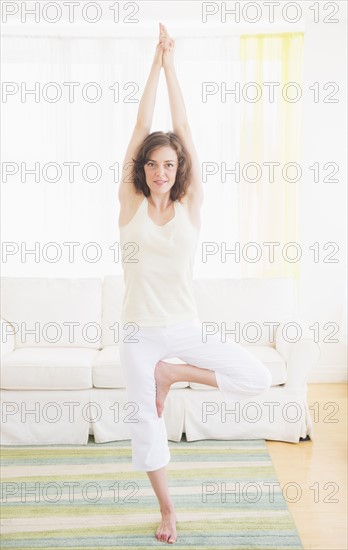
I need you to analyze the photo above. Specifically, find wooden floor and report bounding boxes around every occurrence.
[266,383,347,550]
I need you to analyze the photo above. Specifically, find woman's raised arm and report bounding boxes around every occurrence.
[135,41,163,130]
[118,25,164,202]
[161,24,204,203]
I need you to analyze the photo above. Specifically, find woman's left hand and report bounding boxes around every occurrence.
[159,22,175,69]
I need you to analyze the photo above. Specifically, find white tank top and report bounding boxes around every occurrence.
[119,195,200,326]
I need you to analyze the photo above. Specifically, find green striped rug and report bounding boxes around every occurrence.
[1,437,303,549]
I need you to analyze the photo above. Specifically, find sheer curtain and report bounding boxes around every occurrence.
[239,32,304,283]
[2,32,303,282]
[1,34,240,279]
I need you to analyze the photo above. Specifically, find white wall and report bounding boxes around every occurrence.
[299,10,347,380]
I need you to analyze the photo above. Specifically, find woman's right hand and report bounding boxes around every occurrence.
[152,22,167,68]
[159,22,175,70]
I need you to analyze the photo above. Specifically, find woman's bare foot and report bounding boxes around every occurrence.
[154,360,174,417]
[155,508,178,544]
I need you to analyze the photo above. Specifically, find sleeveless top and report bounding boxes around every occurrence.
[119,195,200,326]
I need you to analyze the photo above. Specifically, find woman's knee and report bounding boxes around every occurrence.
[252,360,273,394]
[232,354,272,397]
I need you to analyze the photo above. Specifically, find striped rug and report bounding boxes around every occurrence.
[1,436,303,549]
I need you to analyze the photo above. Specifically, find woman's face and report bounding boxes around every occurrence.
[143,146,178,195]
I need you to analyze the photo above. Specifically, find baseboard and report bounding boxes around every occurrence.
[307,365,347,383]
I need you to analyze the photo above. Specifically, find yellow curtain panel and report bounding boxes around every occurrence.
[239,32,304,282]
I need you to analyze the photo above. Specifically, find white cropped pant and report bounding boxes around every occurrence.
[119,320,272,472]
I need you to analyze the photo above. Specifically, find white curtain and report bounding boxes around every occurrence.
[2,33,239,278]
[239,33,304,283]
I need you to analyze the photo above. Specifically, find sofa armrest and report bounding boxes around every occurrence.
[275,317,321,389]
[1,317,15,359]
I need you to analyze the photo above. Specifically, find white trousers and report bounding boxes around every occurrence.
[119,320,272,472]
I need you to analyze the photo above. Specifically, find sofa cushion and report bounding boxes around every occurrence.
[92,346,124,388]
[1,277,103,349]
[92,346,189,389]
[102,276,124,348]
[0,348,96,389]
[189,345,286,390]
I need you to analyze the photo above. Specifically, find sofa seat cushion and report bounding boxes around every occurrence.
[0,348,96,390]
[189,345,286,390]
[92,346,124,388]
[92,347,189,389]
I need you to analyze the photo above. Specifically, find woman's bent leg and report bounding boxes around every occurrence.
[163,321,273,402]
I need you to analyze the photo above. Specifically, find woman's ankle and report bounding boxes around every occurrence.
[160,503,176,514]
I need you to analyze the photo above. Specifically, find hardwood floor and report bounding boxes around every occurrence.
[266,383,347,550]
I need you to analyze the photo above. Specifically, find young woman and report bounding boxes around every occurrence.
[118,23,272,545]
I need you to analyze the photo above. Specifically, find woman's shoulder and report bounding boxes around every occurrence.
[119,192,145,229]
[177,194,202,232]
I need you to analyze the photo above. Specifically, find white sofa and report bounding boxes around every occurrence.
[0,275,320,446]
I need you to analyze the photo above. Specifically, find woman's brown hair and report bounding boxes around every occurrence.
[131,131,192,201]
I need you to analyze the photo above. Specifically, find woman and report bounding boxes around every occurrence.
[118,23,272,545]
